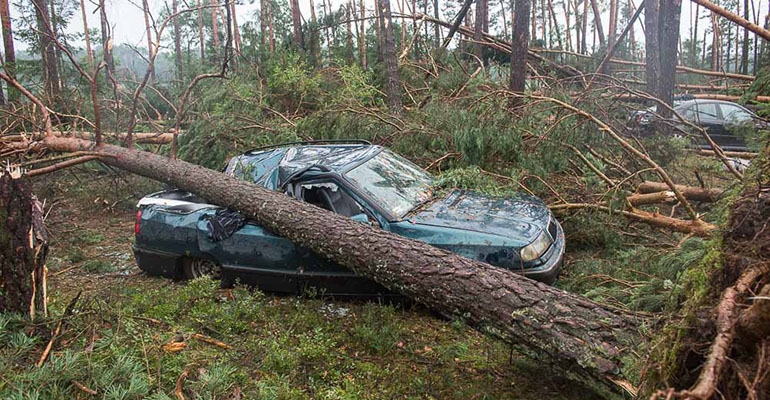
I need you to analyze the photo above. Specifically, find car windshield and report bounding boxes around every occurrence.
[345,151,433,219]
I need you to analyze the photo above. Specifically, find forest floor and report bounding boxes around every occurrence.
[0,168,603,399]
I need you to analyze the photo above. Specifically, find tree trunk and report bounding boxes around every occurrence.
[360,0,367,69]
[49,0,63,82]
[609,0,618,48]
[473,0,488,60]
[509,0,530,108]
[378,0,403,115]
[290,0,304,49]
[741,0,750,73]
[346,1,354,62]
[657,0,681,113]
[0,64,4,105]
[32,0,61,101]
[692,3,699,66]
[581,0,588,53]
[211,0,221,61]
[99,0,115,83]
[645,0,660,97]
[199,0,207,59]
[711,12,719,71]
[41,135,639,397]
[374,0,382,60]
[589,0,606,47]
[433,0,440,47]
[441,0,474,48]
[142,0,155,82]
[231,0,242,57]
[268,0,275,52]
[563,0,572,51]
[174,0,183,78]
[0,169,48,321]
[540,0,547,45]
[0,0,16,102]
[547,0,562,50]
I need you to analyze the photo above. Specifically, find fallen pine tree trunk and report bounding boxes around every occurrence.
[3,131,176,145]
[637,182,723,203]
[695,149,758,159]
[41,135,640,397]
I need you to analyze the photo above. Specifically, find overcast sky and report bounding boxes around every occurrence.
[6,0,768,56]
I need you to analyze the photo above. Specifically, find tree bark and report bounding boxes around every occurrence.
[346,0,354,62]
[645,0,661,98]
[433,0,440,47]
[0,0,16,102]
[581,0,588,53]
[563,0,572,51]
[0,169,48,320]
[174,0,184,77]
[195,1,206,60]
[360,0,367,69]
[211,0,221,61]
[32,0,61,101]
[657,0,681,114]
[473,0,488,60]
[259,0,266,48]
[378,0,403,115]
[142,0,155,82]
[290,0,304,49]
[509,0,530,108]
[637,181,722,202]
[609,0,618,48]
[40,135,639,397]
[268,0,275,51]
[99,0,116,83]
[590,0,606,47]
[231,0,242,57]
[691,2,699,66]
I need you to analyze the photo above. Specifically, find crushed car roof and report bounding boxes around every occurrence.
[225,143,381,190]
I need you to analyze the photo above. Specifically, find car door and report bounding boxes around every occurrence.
[286,176,391,295]
[717,103,753,150]
[685,102,723,148]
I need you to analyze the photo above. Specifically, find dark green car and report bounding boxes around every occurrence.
[133,141,564,295]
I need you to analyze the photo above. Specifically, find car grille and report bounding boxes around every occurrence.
[547,219,558,241]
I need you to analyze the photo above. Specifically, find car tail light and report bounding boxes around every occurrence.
[134,210,142,235]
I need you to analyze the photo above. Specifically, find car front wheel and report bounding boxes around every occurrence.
[183,257,222,280]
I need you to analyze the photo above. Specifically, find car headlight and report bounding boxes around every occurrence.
[520,230,552,262]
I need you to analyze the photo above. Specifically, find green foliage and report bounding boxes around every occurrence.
[435,166,520,197]
[561,238,712,312]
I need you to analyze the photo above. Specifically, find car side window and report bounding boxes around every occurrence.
[720,104,753,124]
[293,181,366,219]
[690,103,719,121]
[682,107,696,120]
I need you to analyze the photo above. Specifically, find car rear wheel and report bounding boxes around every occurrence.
[183,257,222,280]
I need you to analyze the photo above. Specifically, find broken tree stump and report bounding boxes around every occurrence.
[0,167,48,320]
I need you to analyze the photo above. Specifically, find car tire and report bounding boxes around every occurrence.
[183,257,222,280]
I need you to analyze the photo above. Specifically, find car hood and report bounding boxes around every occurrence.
[406,190,550,242]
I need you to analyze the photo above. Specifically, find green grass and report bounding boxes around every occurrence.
[0,277,598,399]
